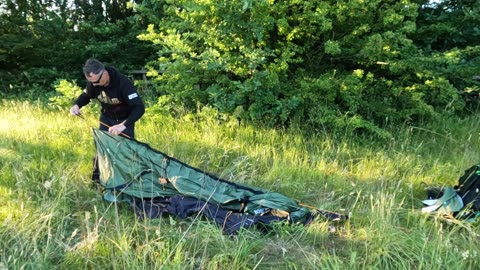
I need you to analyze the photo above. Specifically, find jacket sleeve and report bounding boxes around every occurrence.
[121,81,145,126]
[74,87,93,108]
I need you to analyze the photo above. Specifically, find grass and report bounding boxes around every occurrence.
[1,99,480,269]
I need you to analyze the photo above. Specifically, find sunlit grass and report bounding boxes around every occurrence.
[2,99,480,269]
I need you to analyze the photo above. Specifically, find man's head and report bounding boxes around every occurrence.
[83,58,107,86]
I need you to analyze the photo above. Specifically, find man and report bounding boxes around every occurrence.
[70,58,145,138]
[70,58,145,181]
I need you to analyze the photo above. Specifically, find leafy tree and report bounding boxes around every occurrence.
[0,0,155,98]
[138,0,469,136]
[414,0,480,51]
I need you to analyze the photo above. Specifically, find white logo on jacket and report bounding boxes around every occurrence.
[128,93,138,100]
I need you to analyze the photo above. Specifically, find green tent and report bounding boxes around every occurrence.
[93,129,346,233]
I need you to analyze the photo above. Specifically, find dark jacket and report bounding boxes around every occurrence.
[74,67,145,126]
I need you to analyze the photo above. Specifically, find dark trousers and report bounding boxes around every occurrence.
[92,114,136,182]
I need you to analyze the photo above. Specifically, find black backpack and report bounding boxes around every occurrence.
[455,164,480,213]
[423,164,480,219]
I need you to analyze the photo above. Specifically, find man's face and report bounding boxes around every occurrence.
[87,70,106,86]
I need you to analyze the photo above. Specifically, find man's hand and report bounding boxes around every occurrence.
[109,123,127,136]
[70,104,81,116]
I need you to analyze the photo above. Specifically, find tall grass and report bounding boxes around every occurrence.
[1,99,480,269]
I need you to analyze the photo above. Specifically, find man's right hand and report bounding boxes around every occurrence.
[70,104,81,116]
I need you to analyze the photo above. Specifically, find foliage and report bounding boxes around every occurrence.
[0,0,156,99]
[414,0,480,51]
[49,79,83,110]
[1,0,480,135]
[137,0,477,136]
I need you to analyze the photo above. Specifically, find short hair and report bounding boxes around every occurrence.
[83,58,105,76]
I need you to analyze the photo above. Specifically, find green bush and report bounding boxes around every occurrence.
[49,79,83,110]
[138,0,475,136]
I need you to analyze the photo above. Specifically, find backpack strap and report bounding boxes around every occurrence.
[456,165,480,190]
